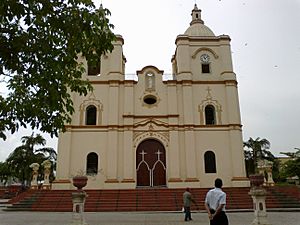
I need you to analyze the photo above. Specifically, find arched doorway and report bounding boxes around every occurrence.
[136,139,166,187]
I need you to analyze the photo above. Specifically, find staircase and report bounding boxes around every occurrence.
[3,186,300,212]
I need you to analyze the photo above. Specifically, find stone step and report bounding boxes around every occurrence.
[3,186,300,212]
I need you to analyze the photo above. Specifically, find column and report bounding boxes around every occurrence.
[184,130,198,181]
[229,130,247,178]
[56,131,72,179]
[106,130,118,182]
[52,131,73,189]
[182,81,193,124]
[168,130,181,181]
[106,81,119,183]
[225,81,241,124]
[182,81,197,181]
[108,81,119,125]
[122,81,135,183]
[167,81,181,182]
[122,130,134,183]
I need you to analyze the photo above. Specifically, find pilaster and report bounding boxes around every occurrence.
[184,130,198,181]
[224,79,241,124]
[122,130,135,183]
[182,81,194,124]
[106,130,118,182]
[168,130,181,181]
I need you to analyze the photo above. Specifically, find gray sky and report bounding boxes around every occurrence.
[1,0,300,161]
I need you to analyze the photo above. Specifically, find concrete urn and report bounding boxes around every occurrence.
[249,174,265,187]
[72,176,88,190]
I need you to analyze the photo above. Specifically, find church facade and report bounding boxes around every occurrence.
[53,5,249,190]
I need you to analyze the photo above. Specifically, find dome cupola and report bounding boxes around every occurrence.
[184,4,215,37]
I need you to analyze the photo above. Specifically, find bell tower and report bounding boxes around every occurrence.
[171,4,248,187]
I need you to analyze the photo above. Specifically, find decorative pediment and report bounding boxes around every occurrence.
[133,131,169,148]
[133,118,169,129]
[191,47,219,59]
[198,87,222,125]
[199,87,222,110]
[79,92,103,125]
[79,92,103,111]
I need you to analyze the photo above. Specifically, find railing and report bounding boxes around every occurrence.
[125,74,174,81]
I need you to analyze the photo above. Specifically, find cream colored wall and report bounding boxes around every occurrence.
[55,128,247,189]
[53,21,250,190]
[194,131,238,186]
[134,70,167,116]
[175,36,234,81]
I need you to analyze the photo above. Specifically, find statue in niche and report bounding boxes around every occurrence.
[146,73,155,91]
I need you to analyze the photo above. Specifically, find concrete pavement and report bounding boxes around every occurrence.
[1,210,300,225]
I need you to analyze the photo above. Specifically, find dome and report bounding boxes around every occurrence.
[184,4,215,37]
[184,23,215,37]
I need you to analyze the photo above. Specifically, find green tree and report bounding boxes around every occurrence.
[0,161,12,185]
[6,133,56,186]
[270,158,281,183]
[0,0,116,140]
[280,148,300,180]
[280,148,300,158]
[243,137,274,175]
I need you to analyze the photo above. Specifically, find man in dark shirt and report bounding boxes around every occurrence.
[183,187,197,221]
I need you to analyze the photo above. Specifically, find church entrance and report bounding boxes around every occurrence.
[136,139,166,187]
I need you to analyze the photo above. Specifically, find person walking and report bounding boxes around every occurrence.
[183,187,198,222]
[204,178,229,225]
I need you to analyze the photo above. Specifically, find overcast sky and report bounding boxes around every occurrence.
[1,0,300,161]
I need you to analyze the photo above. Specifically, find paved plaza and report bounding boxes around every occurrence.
[1,210,300,225]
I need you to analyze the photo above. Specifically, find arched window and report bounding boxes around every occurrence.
[205,105,215,125]
[204,151,216,173]
[86,105,97,125]
[86,152,98,175]
[88,57,101,76]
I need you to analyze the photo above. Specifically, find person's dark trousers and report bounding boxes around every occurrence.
[184,206,192,221]
[209,209,228,225]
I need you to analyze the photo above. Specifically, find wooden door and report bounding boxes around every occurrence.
[136,139,166,187]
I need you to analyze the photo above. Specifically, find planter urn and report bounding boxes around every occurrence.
[249,174,265,187]
[72,176,88,191]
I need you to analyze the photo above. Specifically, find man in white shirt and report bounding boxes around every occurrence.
[204,178,229,225]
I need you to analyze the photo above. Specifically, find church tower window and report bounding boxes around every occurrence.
[205,105,215,125]
[200,53,211,73]
[202,63,210,73]
[86,105,97,125]
[86,152,98,175]
[88,57,101,76]
[204,151,216,173]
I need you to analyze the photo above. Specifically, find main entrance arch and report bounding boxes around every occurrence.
[136,139,166,187]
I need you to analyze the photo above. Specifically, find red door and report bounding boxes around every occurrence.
[136,139,166,187]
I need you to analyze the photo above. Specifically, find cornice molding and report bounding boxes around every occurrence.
[191,47,219,59]
[64,123,242,131]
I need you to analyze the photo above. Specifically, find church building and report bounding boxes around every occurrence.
[53,4,249,190]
